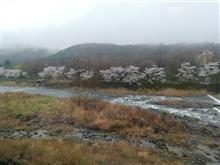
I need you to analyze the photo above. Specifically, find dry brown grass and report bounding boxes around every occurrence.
[158,98,214,109]
[96,87,208,97]
[147,88,208,97]
[0,139,185,165]
[157,99,190,110]
[0,80,32,87]
[96,87,139,95]
[0,93,187,145]
[65,97,187,145]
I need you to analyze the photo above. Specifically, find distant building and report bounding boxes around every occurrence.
[195,50,214,66]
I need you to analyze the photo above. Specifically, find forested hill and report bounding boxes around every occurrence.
[21,43,220,74]
[50,43,220,60]
[43,43,220,68]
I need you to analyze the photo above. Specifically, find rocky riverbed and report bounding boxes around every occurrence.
[0,126,219,165]
[110,95,220,127]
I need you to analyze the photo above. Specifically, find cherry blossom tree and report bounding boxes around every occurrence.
[64,68,94,81]
[80,70,94,80]
[100,65,166,86]
[198,62,220,85]
[122,65,142,85]
[38,66,65,79]
[0,67,28,79]
[141,65,166,85]
[176,63,198,83]
[100,67,126,83]
[64,68,78,80]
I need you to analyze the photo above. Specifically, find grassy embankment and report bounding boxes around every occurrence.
[0,93,188,164]
[0,79,209,97]
[35,79,211,96]
[96,87,208,97]
[0,79,34,87]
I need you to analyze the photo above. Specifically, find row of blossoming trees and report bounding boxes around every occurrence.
[37,62,220,86]
[0,67,28,79]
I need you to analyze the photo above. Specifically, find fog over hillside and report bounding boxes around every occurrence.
[0,47,58,65]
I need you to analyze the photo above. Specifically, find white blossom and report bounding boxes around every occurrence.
[100,65,166,85]
[38,66,65,79]
[141,65,166,85]
[100,67,126,83]
[21,72,28,77]
[80,70,94,80]
[122,65,142,85]
[176,63,198,83]
[64,68,94,80]
[198,62,220,85]
[64,68,78,79]
[0,67,28,79]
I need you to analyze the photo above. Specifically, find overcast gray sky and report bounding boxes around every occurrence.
[0,0,219,49]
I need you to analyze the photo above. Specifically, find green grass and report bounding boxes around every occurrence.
[0,93,59,117]
[0,93,61,130]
